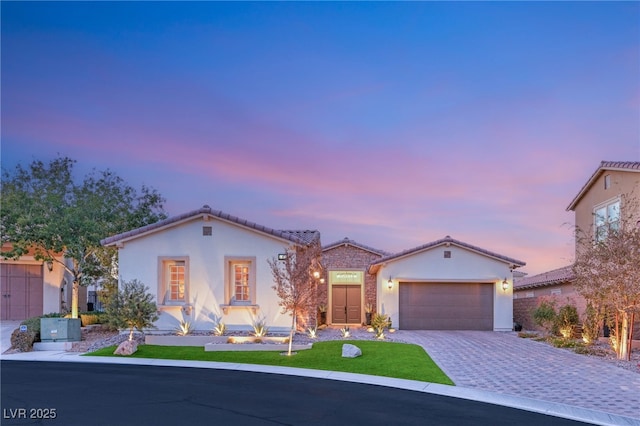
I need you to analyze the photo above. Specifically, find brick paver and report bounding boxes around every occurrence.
[400,330,640,420]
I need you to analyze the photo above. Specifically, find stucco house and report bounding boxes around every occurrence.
[370,236,525,331]
[0,244,74,320]
[102,206,526,332]
[101,205,320,333]
[514,161,640,332]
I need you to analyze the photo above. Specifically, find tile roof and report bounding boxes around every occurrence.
[368,235,526,273]
[514,265,574,290]
[567,161,640,211]
[101,205,320,247]
[322,237,389,256]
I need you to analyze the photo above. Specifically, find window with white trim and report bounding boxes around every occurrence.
[224,256,256,306]
[159,257,189,305]
[594,199,620,242]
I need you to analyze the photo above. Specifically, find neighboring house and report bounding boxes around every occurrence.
[101,205,320,333]
[369,236,525,331]
[513,266,579,331]
[321,238,388,325]
[0,243,72,320]
[514,161,640,332]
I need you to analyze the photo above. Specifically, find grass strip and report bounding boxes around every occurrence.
[86,340,453,385]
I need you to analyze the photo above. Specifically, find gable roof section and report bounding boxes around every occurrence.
[514,265,574,290]
[567,161,640,211]
[322,237,389,256]
[101,205,319,247]
[368,235,526,274]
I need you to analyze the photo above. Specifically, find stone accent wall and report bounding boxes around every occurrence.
[321,243,383,319]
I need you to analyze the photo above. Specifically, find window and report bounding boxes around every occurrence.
[224,256,256,306]
[444,250,451,258]
[169,263,185,301]
[550,289,561,295]
[233,263,250,302]
[594,199,620,242]
[159,257,189,305]
[604,174,611,190]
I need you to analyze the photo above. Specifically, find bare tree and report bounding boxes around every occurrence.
[268,237,323,356]
[573,193,640,360]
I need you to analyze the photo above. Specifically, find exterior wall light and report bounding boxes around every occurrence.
[46,260,54,272]
[313,271,320,279]
[502,278,509,291]
[388,278,393,289]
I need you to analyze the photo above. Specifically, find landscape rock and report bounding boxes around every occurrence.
[114,340,138,356]
[342,343,362,358]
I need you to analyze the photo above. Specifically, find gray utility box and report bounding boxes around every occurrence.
[40,318,81,342]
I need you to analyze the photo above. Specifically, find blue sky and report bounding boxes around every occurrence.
[2,2,639,274]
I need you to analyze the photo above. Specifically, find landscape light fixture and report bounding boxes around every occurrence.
[502,278,509,291]
[388,278,393,289]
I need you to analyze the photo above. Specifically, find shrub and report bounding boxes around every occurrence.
[103,279,159,340]
[80,313,101,327]
[581,303,601,344]
[533,300,557,334]
[555,304,579,338]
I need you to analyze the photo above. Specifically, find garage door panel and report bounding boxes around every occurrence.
[399,282,493,330]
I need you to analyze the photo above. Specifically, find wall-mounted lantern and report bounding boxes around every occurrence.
[502,278,509,291]
[46,260,54,272]
[388,278,393,289]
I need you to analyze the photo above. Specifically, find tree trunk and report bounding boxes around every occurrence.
[71,279,79,319]
[287,315,296,356]
[619,312,629,361]
[627,312,635,361]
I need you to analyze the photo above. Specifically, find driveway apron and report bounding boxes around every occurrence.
[402,330,640,420]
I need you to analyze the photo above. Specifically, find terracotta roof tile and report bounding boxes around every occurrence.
[567,161,640,211]
[322,237,389,256]
[369,235,526,271]
[514,265,574,290]
[101,205,319,247]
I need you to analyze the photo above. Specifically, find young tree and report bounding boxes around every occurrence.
[104,279,159,341]
[573,195,640,360]
[268,237,323,356]
[1,157,166,318]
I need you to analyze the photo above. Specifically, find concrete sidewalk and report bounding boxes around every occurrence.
[1,323,639,426]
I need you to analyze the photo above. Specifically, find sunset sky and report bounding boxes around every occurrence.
[2,2,639,275]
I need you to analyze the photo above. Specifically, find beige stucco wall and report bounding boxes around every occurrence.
[376,244,516,331]
[116,217,297,332]
[573,170,640,256]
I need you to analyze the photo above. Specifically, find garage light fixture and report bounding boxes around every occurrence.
[501,278,509,291]
[388,278,393,289]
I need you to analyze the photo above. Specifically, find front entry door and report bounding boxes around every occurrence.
[332,285,361,324]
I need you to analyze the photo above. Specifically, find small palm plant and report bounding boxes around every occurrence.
[340,326,350,338]
[175,320,193,336]
[251,316,269,338]
[307,326,318,339]
[212,321,226,336]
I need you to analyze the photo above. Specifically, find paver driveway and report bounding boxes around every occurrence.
[401,331,640,420]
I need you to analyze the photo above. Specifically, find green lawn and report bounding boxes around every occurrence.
[86,340,453,385]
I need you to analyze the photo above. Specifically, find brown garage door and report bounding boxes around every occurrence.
[0,264,44,320]
[399,282,493,330]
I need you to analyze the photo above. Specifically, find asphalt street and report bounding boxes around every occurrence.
[1,361,590,426]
